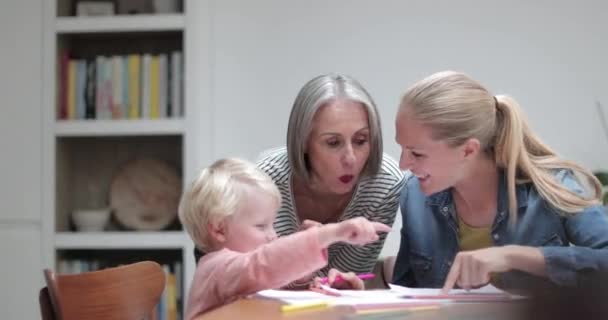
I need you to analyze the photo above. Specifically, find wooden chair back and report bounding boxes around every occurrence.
[44,261,166,320]
[39,287,57,320]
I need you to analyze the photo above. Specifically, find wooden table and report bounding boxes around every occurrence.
[195,298,528,320]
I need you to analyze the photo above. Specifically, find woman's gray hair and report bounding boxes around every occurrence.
[286,73,383,182]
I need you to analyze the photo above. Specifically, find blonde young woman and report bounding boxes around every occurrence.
[390,71,608,292]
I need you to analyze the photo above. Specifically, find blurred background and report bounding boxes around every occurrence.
[1,0,606,319]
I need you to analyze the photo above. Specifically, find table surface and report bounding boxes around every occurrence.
[194,297,528,320]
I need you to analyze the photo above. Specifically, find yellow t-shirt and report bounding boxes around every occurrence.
[458,216,493,251]
[457,216,499,285]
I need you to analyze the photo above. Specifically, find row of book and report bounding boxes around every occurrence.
[58,51,183,120]
[57,259,183,320]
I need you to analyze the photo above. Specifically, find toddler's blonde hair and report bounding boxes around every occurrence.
[178,158,280,251]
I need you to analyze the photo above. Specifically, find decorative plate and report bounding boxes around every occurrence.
[109,158,181,231]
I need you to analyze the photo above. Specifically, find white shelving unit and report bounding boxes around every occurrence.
[55,14,185,33]
[54,119,186,136]
[41,1,208,319]
[55,231,190,249]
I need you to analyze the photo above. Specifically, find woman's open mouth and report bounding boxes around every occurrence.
[339,175,354,183]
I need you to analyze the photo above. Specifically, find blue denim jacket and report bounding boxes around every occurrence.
[393,170,608,289]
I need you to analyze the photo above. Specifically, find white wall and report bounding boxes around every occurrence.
[0,226,43,320]
[195,0,608,256]
[0,0,43,319]
[0,0,43,222]
[204,0,608,168]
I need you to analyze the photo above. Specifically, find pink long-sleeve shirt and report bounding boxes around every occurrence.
[185,228,328,319]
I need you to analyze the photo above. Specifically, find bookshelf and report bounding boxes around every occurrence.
[42,1,201,319]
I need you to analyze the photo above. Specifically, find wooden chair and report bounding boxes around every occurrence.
[42,261,166,320]
[39,287,56,320]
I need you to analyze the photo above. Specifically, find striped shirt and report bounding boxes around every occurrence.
[257,147,406,277]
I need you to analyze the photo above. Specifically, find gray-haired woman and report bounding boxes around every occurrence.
[256,74,405,287]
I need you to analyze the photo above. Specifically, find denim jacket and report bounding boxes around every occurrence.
[393,170,608,289]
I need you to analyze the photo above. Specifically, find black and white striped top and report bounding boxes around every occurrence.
[257,147,406,277]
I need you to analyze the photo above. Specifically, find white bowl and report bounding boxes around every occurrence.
[72,209,111,232]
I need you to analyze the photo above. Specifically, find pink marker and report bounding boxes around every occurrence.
[318,273,375,284]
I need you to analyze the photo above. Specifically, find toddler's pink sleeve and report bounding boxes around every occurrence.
[186,228,328,318]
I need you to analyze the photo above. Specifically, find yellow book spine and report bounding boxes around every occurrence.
[149,56,160,119]
[67,60,77,119]
[167,273,177,320]
[128,54,141,119]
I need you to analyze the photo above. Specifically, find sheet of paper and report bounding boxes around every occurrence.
[387,283,506,296]
[254,287,441,308]
[254,289,329,303]
[387,283,523,302]
[254,283,519,307]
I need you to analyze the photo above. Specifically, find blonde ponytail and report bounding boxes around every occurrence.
[494,95,602,222]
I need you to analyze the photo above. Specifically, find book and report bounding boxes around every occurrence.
[170,51,182,117]
[67,59,77,119]
[127,54,141,119]
[95,56,112,119]
[84,59,96,119]
[76,60,87,119]
[141,54,151,119]
[122,55,129,119]
[58,51,69,119]
[111,55,123,118]
[159,54,168,118]
[149,55,160,119]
